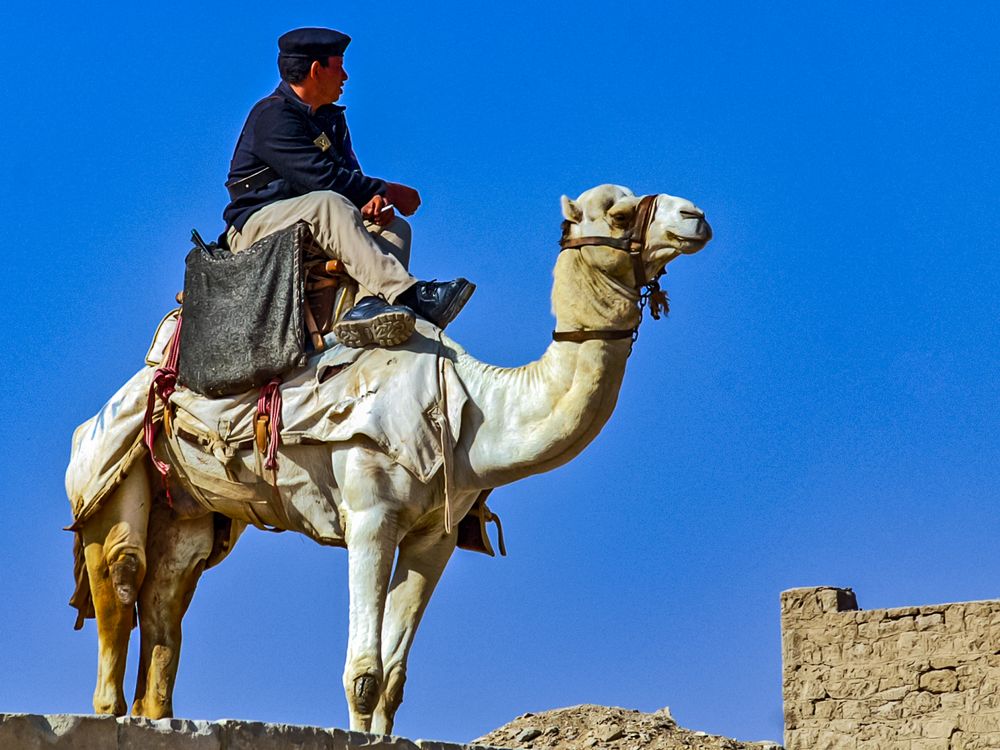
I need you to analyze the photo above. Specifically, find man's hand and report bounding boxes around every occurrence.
[361,193,395,226]
[384,183,421,216]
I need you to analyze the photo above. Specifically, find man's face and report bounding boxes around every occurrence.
[316,56,348,103]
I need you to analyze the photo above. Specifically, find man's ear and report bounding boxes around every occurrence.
[561,195,583,223]
[309,59,323,79]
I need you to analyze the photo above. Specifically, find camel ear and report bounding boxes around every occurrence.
[561,195,583,223]
[607,196,638,228]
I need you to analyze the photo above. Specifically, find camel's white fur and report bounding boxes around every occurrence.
[77,184,711,732]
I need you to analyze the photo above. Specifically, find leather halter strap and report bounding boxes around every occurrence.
[554,194,660,344]
[552,329,633,342]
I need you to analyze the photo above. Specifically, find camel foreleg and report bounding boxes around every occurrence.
[131,502,215,719]
[81,461,152,715]
[370,523,457,735]
[343,505,399,731]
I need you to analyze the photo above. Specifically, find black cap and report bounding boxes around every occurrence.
[278,27,351,59]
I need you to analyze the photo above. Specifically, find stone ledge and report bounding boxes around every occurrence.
[0,714,510,750]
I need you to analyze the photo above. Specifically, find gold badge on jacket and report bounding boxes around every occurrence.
[314,133,332,152]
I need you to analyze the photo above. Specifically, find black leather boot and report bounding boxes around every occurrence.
[395,279,476,329]
[334,297,416,348]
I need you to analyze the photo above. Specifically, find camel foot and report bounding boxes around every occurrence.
[93,691,127,717]
[110,553,141,607]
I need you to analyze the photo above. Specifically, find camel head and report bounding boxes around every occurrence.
[560,184,712,286]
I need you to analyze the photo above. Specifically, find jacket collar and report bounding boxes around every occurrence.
[274,81,346,115]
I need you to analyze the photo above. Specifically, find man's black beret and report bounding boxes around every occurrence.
[278,28,351,59]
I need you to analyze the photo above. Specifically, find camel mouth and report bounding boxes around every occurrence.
[665,217,712,253]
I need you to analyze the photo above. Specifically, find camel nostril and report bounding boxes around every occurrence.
[679,209,704,220]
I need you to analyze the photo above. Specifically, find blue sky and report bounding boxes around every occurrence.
[1,1,998,745]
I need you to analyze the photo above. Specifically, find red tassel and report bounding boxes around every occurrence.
[256,378,283,471]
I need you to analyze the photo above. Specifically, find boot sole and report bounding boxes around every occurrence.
[436,281,476,329]
[334,310,416,348]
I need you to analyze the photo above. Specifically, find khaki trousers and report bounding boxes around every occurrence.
[227,191,415,301]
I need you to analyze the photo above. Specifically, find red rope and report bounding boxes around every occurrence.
[256,377,283,471]
[143,316,182,498]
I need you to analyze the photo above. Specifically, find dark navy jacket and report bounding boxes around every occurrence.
[223,82,386,232]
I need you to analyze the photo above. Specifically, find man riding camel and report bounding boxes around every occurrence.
[224,27,474,348]
[95,27,475,611]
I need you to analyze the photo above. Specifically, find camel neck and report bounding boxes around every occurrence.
[453,251,639,489]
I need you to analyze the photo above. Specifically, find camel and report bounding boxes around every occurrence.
[74,184,712,733]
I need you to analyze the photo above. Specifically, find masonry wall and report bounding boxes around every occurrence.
[781,586,1000,750]
[0,713,506,750]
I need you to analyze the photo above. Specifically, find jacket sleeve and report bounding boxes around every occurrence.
[251,104,386,208]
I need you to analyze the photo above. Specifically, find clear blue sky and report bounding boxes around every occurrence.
[1,2,998,745]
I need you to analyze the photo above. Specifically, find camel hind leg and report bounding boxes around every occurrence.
[80,460,152,715]
[131,501,215,719]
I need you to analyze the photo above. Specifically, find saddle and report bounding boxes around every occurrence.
[177,222,355,397]
[164,224,505,557]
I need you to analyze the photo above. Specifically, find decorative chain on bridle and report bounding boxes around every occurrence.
[554,194,668,349]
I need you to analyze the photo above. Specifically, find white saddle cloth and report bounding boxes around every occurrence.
[66,313,469,525]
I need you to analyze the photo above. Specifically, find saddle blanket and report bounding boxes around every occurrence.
[66,313,469,526]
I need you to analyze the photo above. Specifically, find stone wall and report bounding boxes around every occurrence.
[0,713,506,750]
[781,586,1000,750]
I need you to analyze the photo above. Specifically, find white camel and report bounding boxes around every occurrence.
[74,184,712,733]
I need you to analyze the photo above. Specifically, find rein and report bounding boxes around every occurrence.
[553,194,669,347]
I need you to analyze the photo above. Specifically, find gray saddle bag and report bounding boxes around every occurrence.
[177,223,309,397]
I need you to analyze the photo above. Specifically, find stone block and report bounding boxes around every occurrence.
[959,711,1000,733]
[871,700,903,720]
[800,680,828,700]
[781,587,857,619]
[919,669,958,693]
[929,655,959,669]
[813,700,838,719]
[221,720,346,750]
[119,716,222,750]
[901,690,941,715]
[785,727,818,750]
[915,613,944,631]
[846,642,873,660]
[895,630,921,654]
[815,729,856,749]
[921,717,957,739]
[939,691,966,711]
[878,617,916,636]
[0,714,118,750]
[858,622,879,639]
[343,730,423,750]
[839,700,868,720]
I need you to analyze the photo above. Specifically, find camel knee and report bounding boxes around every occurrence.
[345,661,383,719]
[108,550,144,607]
[351,674,381,717]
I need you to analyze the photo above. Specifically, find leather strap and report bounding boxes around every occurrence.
[559,235,634,251]
[552,329,633,342]
[554,193,661,344]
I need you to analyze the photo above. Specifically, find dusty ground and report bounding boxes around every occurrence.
[473,705,782,750]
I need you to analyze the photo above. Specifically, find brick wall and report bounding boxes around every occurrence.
[781,586,1000,750]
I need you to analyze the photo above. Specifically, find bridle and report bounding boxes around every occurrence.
[553,194,669,347]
